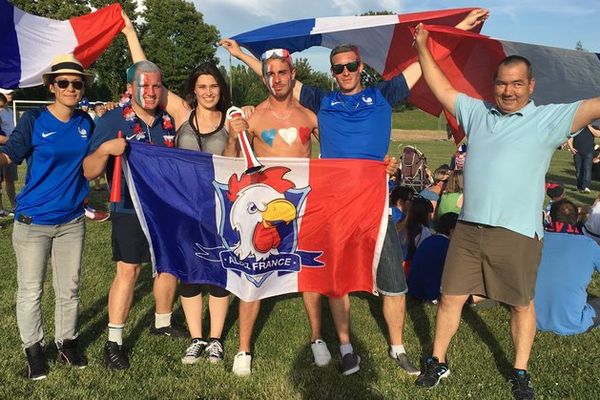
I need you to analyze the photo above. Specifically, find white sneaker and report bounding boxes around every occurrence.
[232,351,252,376]
[311,339,331,367]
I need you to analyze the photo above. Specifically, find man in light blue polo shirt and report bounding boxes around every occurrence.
[414,24,600,400]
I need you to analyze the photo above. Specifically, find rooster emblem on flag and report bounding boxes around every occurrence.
[195,166,323,288]
[227,167,297,261]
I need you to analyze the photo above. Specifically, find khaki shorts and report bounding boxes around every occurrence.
[441,221,543,307]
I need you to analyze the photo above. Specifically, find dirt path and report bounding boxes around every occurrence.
[391,129,449,141]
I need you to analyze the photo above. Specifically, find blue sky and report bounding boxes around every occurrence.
[192,0,600,72]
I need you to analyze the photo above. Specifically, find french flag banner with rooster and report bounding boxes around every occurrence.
[123,142,388,301]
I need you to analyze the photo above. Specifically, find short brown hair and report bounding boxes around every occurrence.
[329,44,361,65]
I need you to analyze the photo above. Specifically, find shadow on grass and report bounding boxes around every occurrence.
[462,306,512,378]
[78,268,154,351]
[406,297,434,355]
[289,336,382,400]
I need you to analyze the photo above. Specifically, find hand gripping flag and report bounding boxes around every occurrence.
[0,1,124,88]
[123,142,388,301]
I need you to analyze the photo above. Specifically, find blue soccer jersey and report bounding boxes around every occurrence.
[300,74,410,160]
[1,108,93,224]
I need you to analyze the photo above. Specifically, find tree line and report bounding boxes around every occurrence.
[10,0,330,106]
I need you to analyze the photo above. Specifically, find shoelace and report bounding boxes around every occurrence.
[511,374,533,395]
[185,341,206,357]
[206,341,223,358]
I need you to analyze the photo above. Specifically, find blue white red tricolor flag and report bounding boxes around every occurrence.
[233,9,600,143]
[124,143,388,301]
[0,1,124,88]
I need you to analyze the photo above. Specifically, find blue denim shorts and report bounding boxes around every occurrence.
[376,217,407,296]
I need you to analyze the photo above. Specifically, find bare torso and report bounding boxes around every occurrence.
[248,98,318,158]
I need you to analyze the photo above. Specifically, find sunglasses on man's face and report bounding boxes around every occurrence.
[55,80,84,90]
[331,61,360,75]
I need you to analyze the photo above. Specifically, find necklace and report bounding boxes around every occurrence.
[193,108,222,134]
[119,93,175,146]
[267,99,293,120]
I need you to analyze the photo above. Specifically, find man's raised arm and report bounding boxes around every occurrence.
[413,24,460,117]
[572,101,600,133]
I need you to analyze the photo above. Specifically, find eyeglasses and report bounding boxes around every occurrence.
[331,61,360,75]
[55,80,84,90]
[260,48,291,61]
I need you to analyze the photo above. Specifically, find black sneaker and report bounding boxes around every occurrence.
[57,338,88,368]
[181,338,207,365]
[149,324,188,338]
[341,352,361,375]
[104,341,130,370]
[24,342,49,380]
[205,338,224,363]
[509,369,534,400]
[415,356,450,388]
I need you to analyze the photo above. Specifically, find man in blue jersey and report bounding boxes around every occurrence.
[83,60,184,370]
[414,23,600,400]
[221,8,489,375]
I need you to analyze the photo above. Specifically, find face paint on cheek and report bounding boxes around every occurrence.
[135,73,148,108]
[266,65,276,95]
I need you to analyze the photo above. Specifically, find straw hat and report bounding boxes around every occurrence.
[42,54,94,86]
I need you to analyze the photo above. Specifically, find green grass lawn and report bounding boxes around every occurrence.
[0,140,599,399]
[392,109,446,131]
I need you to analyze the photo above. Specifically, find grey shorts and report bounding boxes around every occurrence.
[589,296,600,331]
[376,217,407,296]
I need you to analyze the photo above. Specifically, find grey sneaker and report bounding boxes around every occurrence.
[181,339,207,365]
[391,352,420,375]
[341,352,361,375]
[311,339,331,367]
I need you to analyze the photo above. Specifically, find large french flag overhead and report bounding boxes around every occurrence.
[233,9,600,143]
[412,24,600,142]
[124,143,388,301]
[0,0,124,88]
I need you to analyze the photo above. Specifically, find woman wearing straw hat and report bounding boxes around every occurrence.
[0,53,94,380]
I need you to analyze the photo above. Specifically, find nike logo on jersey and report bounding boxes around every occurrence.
[330,101,344,106]
[41,131,56,138]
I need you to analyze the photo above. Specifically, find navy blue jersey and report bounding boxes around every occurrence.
[300,74,410,161]
[1,107,93,224]
[88,107,174,214]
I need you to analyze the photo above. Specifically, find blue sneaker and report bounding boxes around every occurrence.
[415,356,450,388]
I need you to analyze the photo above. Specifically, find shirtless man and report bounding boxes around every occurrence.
[221,47,327,376]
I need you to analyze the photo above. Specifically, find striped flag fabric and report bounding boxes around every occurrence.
[124,142,388,301]
[232,9,600,143]
[0,0,124,88]
[232,8,482,77]
[413,24,600,142]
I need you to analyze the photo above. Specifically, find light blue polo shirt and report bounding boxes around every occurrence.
[455,94,581,238]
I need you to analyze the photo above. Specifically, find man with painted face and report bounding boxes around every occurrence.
[83,61,184,370]
[221,8,488,376]
[218,44,321,376]
[414,23,600,400]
